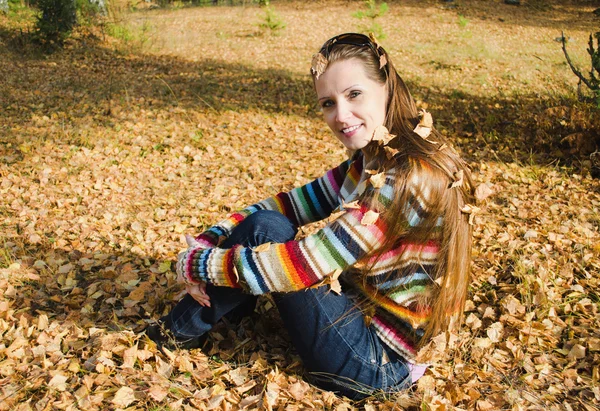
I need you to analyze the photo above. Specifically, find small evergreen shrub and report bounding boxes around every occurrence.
[35,0,77,45]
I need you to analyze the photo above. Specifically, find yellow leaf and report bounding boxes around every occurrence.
[158,261,171,273]
[461,204,480,225]
[361,210,379,226]
[384,146,399,159]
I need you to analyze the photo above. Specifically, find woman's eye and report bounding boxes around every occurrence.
[349,91,361,99]
[321,100,334,109]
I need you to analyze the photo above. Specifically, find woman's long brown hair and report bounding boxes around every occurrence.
[313,43,475,343]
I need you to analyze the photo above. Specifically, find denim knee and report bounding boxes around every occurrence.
[222,210,298,248]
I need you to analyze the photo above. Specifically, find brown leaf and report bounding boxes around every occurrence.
[371,125,395,145]
[112,386,136,408]
[379,53,388,69]
[450,170,464,189]
[369,172,386,188]
[475,183,494,202]
[361,210,379,226]
[384,146,399,159]
[253,242,271,252]
[288,381,309,401]
[311,53,328,80]
[342,200,361,209]
[148,385,169,402]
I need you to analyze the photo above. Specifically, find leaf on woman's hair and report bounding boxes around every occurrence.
[384,146,399,159]
[450,170,464,189]
[311,53,328,80]
[342,200,361,209]
[379,54,388,69]
[365,169,378,175]
[369,172,386,189]
[461,204,481,225]
[372,125,395,145]
[413,125,431,139]
[419,109,433,128]
[361,210,379,226]
[414,109,433,139]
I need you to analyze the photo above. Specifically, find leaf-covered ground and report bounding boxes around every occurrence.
[1,1,599,409]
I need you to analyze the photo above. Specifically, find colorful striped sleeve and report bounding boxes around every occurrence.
[181,167,395,293]
[183,199,390,293]
[193,157,355,248]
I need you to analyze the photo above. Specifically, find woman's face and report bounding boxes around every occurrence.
[315,58,387,151]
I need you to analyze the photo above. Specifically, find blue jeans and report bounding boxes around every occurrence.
[165,210,411,399]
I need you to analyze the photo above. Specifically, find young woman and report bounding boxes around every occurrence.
[148,33,474,400]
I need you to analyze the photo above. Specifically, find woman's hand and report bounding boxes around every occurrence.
[186,282,211,307]
[176,234,211,306]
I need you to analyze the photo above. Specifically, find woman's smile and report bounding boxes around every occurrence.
[315,59,387,151]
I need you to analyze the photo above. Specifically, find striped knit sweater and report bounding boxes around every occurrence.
[181,151,439,362]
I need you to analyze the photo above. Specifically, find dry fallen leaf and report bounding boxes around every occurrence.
[475,183,494,202]
[112,386,136,408]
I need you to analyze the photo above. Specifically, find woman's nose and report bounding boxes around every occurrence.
[335,103,352,123]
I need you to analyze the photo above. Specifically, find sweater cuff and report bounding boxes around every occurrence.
[184,246,243,289]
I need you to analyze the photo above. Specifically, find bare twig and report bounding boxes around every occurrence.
[561,31,594,90]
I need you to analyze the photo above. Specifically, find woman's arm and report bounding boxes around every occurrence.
[193,156,356,248]
[180,169,410,294]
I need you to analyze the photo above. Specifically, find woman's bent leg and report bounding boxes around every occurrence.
[164,210,298,340]
[274,287,411,399]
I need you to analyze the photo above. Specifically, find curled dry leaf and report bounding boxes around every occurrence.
[413,125,431,139]
[361,210,379,226]
[384,146,399,159]
[419,109,433,128]
[371,125,395,145]
[414,109,433,139]
[461,204,481,225]
[379,53,388,69]
[310,53,328,80]
[450,170,464,189]
[369,172,386,188]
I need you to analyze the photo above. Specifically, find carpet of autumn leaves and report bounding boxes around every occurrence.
[1,0,600,410]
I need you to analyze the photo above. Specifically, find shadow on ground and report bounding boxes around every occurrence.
[0,26,592,169]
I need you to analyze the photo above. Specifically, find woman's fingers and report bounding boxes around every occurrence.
[185,234,201,247]
[186,283,211,307]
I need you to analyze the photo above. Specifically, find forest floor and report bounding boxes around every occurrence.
[1,0,599,409]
